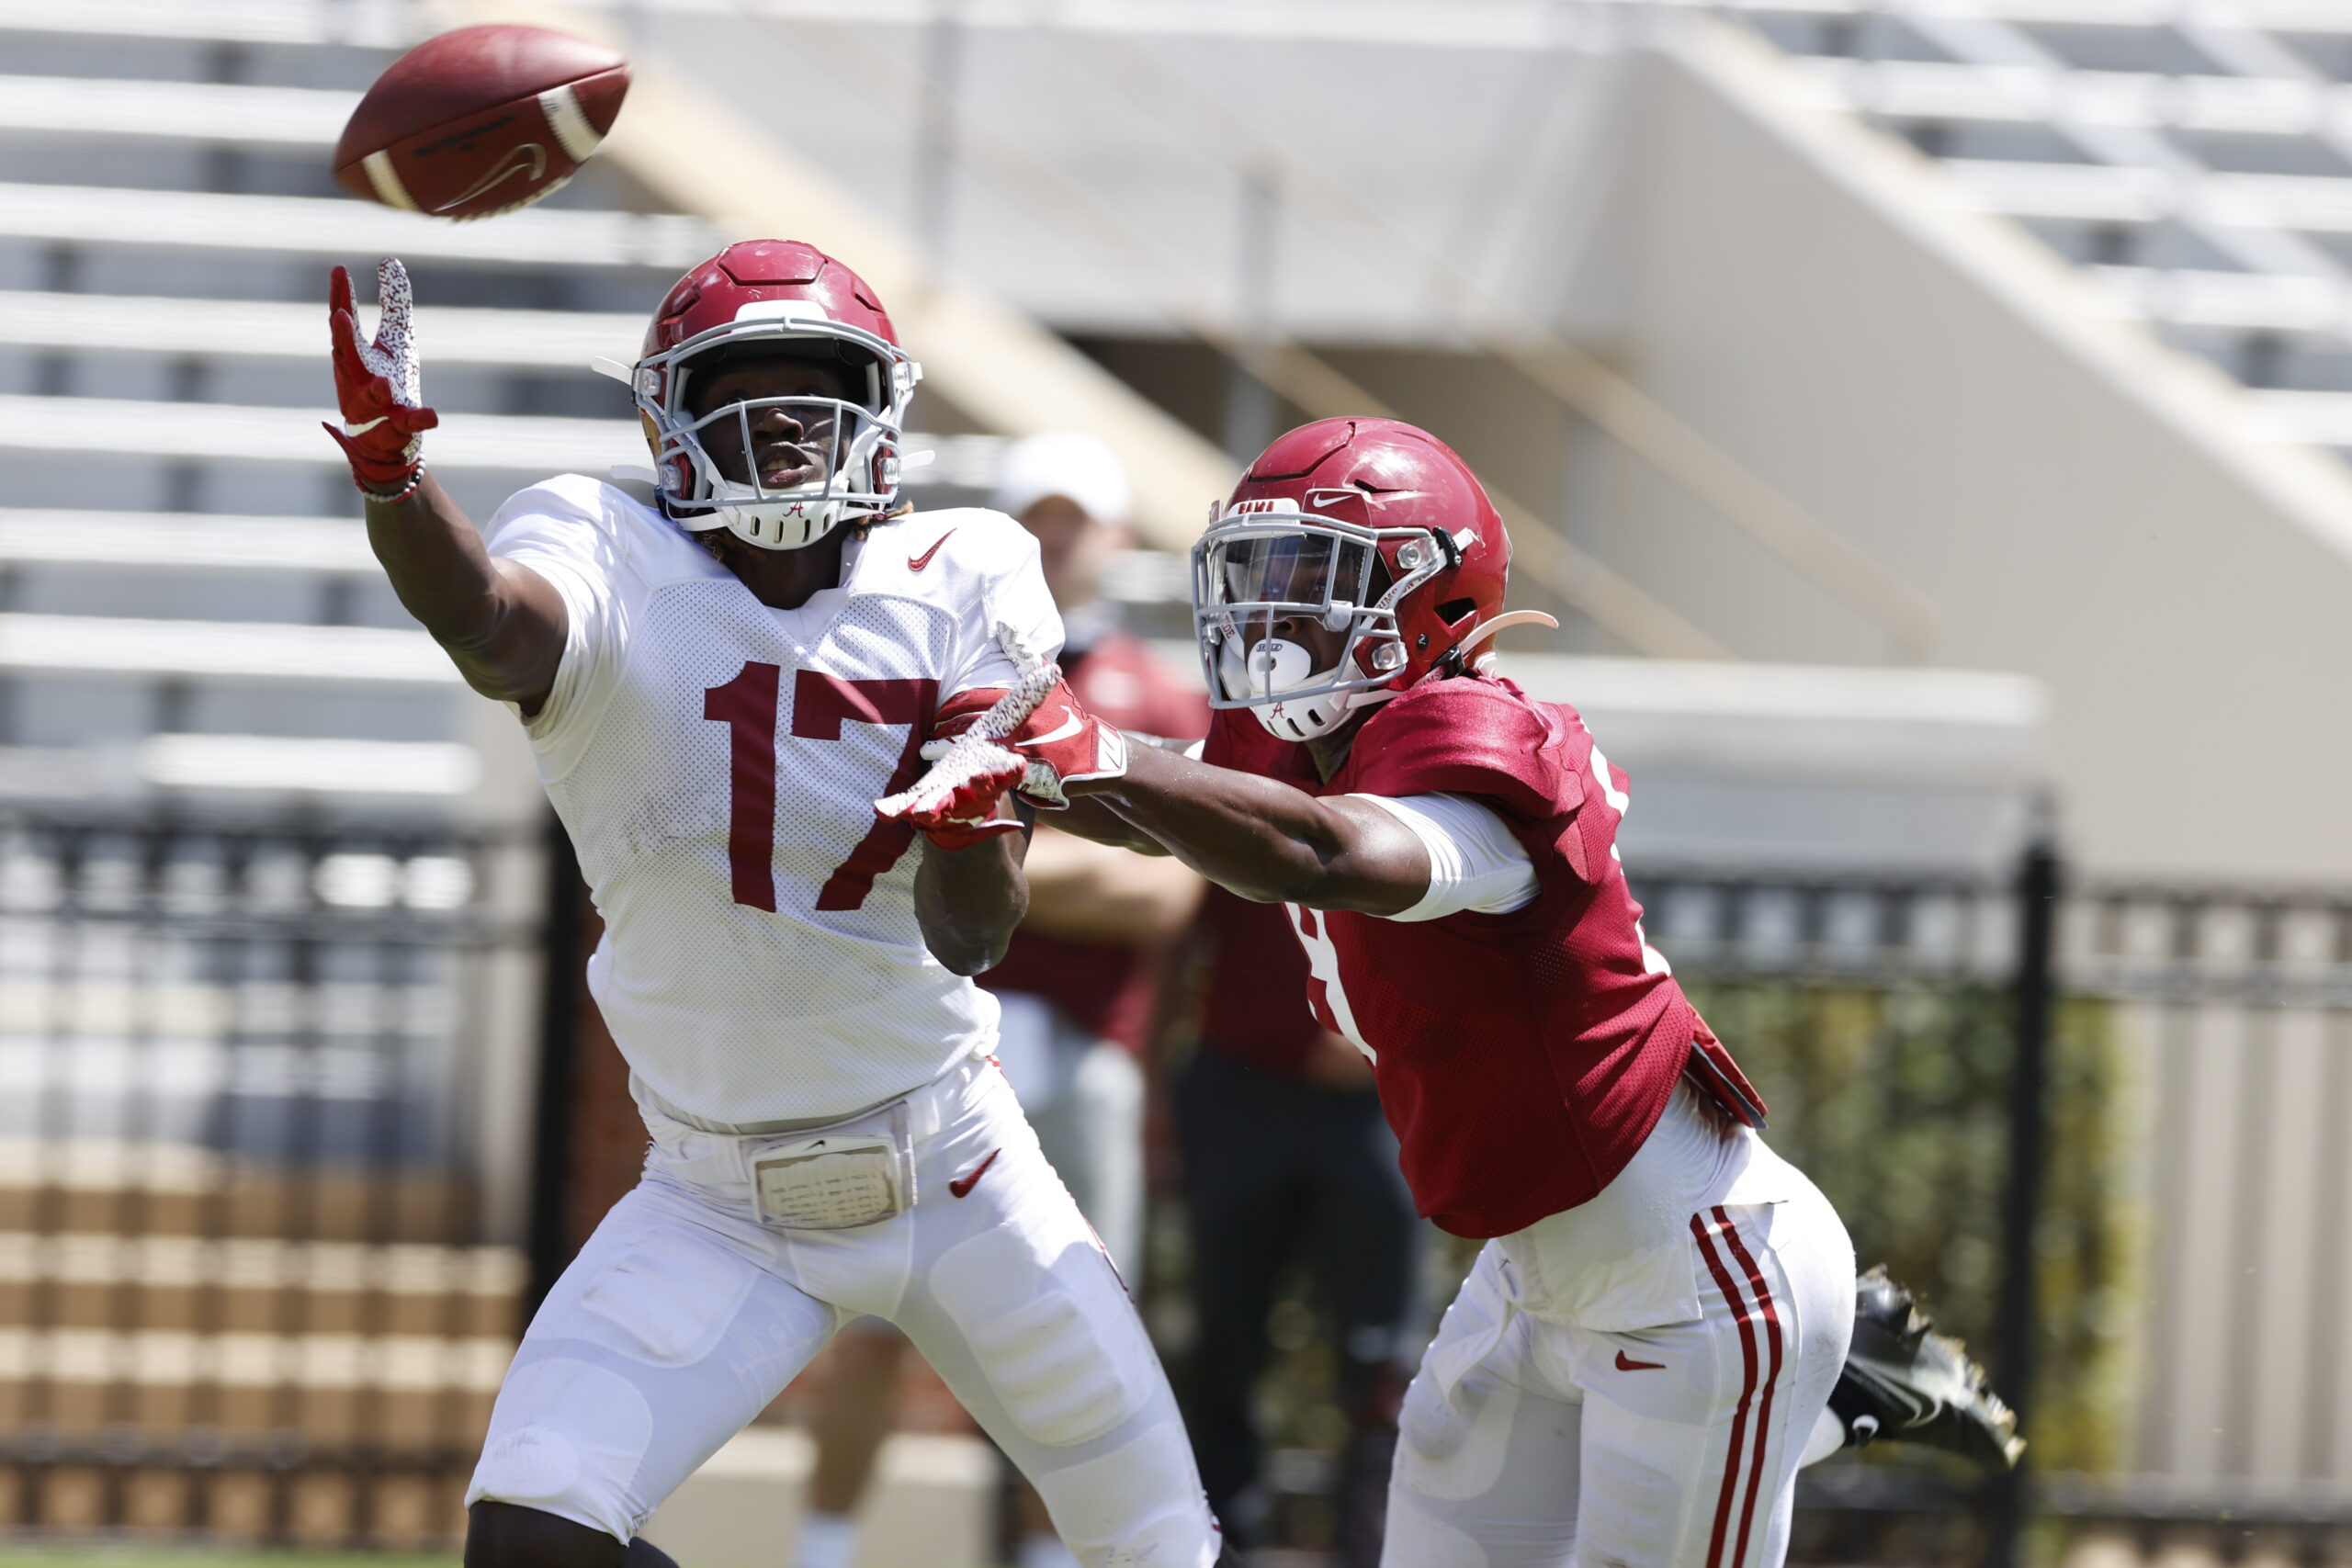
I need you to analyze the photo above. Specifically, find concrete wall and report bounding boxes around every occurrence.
[1561,21,2352,880]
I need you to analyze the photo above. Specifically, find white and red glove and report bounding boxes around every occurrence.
[323,258,438,502]
[876,625,1131,847]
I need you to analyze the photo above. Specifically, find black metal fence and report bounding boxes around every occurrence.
[1627,852,2352,1566]
[1227,847,2352,1564]
[0,803,2344,1564]
[1626,852,2060,1567]
[0,807,539,1551]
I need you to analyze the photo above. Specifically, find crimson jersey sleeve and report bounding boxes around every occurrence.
[1346,677,1610,892]
[1348,680,1572,818]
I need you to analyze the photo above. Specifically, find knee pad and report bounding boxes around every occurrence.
[1031,1420,1217,1568]
[467,1359,653,1544]
[569,1222,752,1372]
[1394,1363,1521,1505]
[1575,1444,1679,1568]
[931,1225,1149,1447]
[569,1226,759,1369]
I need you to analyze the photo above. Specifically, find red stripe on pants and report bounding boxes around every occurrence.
[1715,1206,1786,1568]
[1691,1212,1760,1568]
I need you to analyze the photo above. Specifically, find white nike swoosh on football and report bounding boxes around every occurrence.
[1019,715,1084,747]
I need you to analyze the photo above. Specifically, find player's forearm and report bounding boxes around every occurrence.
[1069,744,1421,915]
[1037,795,1173,857]
[365,472,561,706]
[915,833,1030,976]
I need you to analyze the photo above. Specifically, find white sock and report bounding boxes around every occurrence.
[1018,1532,1081,1568]
[1799,1405,1847,1467]
[795,1509,861,1568]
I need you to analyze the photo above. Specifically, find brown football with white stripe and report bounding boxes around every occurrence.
[333,24,628,221]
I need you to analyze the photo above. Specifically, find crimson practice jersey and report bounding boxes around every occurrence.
[1203,674,1764,1238]
[487,477,1061,1125]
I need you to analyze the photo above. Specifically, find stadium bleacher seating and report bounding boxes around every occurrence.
[1727,0,2352,437]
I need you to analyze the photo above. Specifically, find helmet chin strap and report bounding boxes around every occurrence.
[1449,610,1560,672]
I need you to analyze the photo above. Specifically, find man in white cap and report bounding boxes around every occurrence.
[796,433,1206,1568]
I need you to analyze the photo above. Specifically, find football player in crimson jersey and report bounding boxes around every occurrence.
[323,243,1233,1568]
[883,418,2021,1568]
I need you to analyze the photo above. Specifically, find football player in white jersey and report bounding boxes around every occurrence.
[322,241,1232,1568]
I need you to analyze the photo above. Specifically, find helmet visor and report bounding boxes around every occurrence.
[1204,527,1379,616]
[1192,510,1402,713]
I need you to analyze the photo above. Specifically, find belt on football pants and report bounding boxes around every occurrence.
[629,1054,973,1141]
[630,1057,985,1231]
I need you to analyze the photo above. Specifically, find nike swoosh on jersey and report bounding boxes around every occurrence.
[949,1148,1001,1199]
[1019,713,1084,748]
[908,529,956,571]
[1614,1350,1666,1371]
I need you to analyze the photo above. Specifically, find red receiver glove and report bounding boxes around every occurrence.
[323,258,439,501]
[876,674,1130,848]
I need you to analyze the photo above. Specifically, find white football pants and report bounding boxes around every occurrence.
[993,989,1148,1277]
[466,1055,1219,1568]
[1385,1169,1855,1568]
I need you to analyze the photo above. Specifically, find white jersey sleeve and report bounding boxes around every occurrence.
[1351,792,1541,921]
[918,510,1063,700]
[481,475,634,782]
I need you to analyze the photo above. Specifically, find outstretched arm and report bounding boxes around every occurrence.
[366,475,567,714]
[1068,744,1430,915]
[327,260,566,714]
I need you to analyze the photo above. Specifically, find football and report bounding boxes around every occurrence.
[333,24,629,220]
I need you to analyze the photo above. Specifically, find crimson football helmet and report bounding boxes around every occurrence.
[1193,418,1549,742]
[633,240,920,550]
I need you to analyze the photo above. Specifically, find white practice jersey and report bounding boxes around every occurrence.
[484,476,1062,1125]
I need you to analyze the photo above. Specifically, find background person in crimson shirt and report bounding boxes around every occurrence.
[1177,888,1421,1568]
[797,434,1205,1568]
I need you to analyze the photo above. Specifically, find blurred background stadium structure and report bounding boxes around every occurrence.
[0,0,2348,1562]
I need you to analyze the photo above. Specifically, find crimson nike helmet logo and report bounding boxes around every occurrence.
[1615,1350,1665,1371]
[909,529,956,571]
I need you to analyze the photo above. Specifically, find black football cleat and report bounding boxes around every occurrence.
[1829,1265,2025,1470]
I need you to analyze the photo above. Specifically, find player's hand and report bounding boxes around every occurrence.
[882,731,1030,851]
[323,258,439,501]
[909,677,1126,812]
[876,651,1127,844]
[989,678,1129,808]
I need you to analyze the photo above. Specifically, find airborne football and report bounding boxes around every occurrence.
[332,23,628,220]
[2,4,2342,1567]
